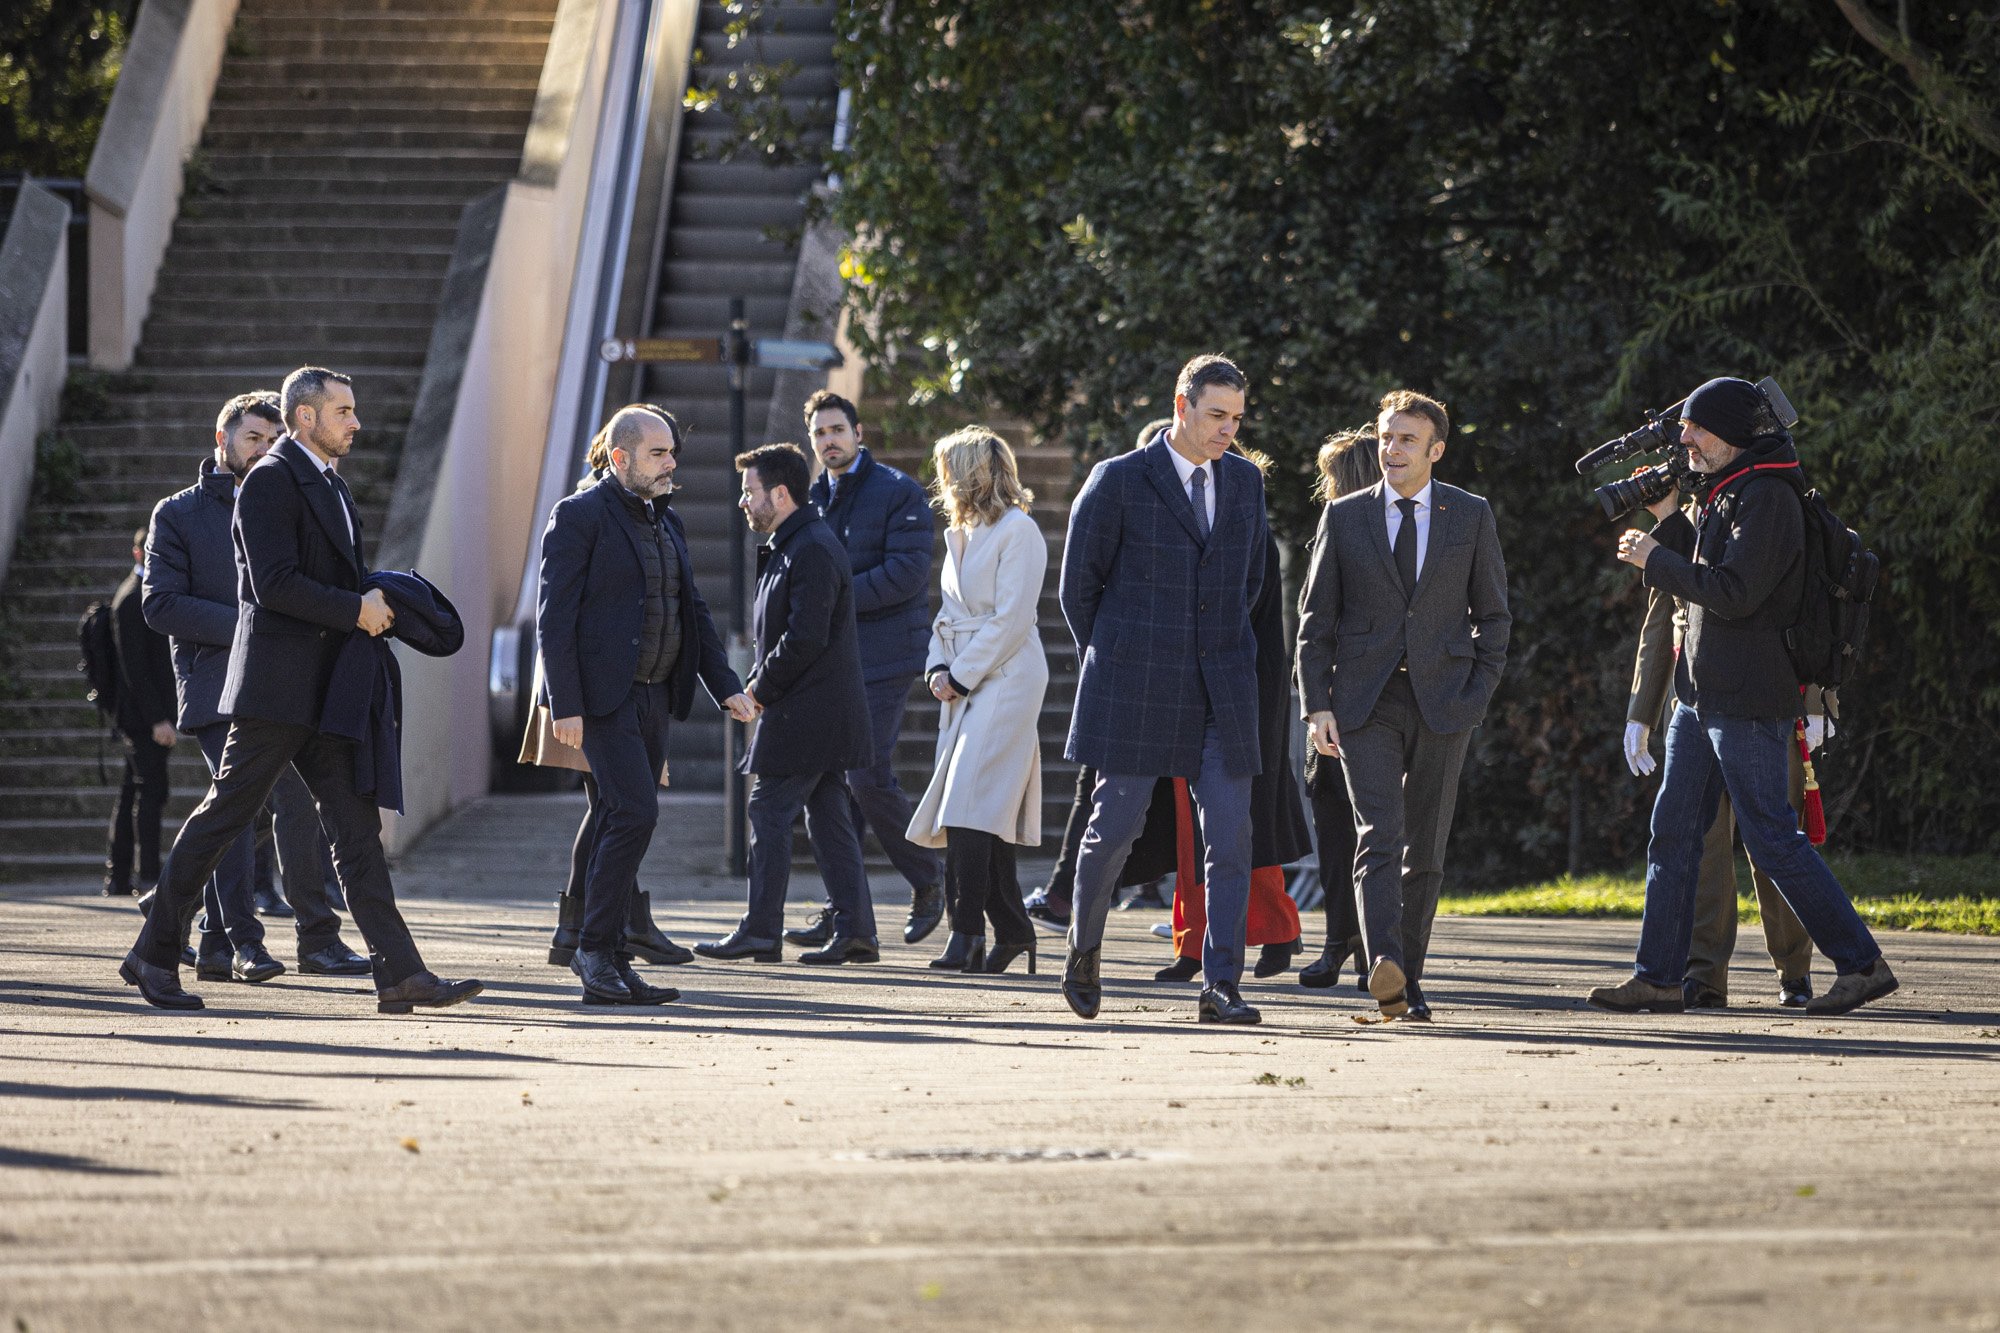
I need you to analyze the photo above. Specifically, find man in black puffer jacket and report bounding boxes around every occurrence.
[1590,377,1897,1018]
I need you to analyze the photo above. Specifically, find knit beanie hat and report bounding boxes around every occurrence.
[1682,377,1765,450]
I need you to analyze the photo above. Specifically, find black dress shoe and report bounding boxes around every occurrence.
[783,907,835,947]
[598,956,679,1006]
[1368,958,1409,1019]
[1404,980,1432,1022]
[1062,947,1101,1019]
[571,949,632,1003]
[904,885,946,945]
[180,945,200,968]
[103,880,134,898]
[1780,973,1812,1007]
[1025,890,1071,933]
[983,939,1036,975]
[195,950,233,981]
[1254,936,1302,979]
[799,935,881,966]
[253,886,294,918]
[1198,980,1262,1025]
[930,931,985,971]
[624,889,694,965]
[377,971,483,1014]
[1154,955,1200,983]
[694,928,783,962]
[232,943,286,983]
[120,952,203,1011]
[298,942,372,976]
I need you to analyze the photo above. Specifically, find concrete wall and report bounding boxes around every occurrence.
[84,0,239,370]
[379,0,622,853]
[0,185,71,589]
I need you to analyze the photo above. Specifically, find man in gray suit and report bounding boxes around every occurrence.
[1295,390,1510,1021]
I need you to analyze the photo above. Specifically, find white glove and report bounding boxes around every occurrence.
[1623,721,1656,777]
[1804,715,1831,753]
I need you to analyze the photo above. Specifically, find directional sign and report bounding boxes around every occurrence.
[599,336,724,364]
[752,338,844,371]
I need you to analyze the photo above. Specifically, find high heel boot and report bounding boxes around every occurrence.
[548,891,584,966]
[983,939,1037,975]
[930,931,985,971]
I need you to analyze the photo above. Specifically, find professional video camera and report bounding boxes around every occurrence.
[1576,376,1798,520]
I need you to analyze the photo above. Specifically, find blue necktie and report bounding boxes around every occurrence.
[1190,467,1211,542]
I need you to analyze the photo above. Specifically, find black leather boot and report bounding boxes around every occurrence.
[624,889,693,965]
[929,930,985,971]
[547,891,583,967]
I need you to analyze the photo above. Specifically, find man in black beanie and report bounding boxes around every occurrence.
[1589,377,1897,1017]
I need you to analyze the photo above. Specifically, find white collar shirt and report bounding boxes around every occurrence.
[302,445,355,546]
[1165,442,1217,529]
[1384,480,1434,580]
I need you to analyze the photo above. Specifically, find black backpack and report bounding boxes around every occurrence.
[1785,488,1879,692]
[78,602,120,720]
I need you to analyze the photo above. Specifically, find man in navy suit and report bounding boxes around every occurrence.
[696,443,878,966]
[121,367,481,1015]
[537,405,753,1005]
[1058,354,1270,1025]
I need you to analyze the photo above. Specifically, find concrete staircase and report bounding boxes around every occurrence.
[639,0,839,789]
[0,0,561,880]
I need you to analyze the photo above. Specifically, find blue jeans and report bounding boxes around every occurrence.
[1068,718,1252,985]
[1635,705,1879,986]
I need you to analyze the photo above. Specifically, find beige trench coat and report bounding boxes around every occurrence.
[906,507,1048,847]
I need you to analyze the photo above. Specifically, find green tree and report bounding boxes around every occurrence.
[1,0,137,178]
[708,0,2000,878]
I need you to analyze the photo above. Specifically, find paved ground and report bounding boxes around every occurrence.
[4,793,1999,1332]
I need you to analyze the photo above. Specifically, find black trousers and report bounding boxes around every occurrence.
[1305,750,1360,950]
[945,826,1033,946]
[1041,764,1097,910]
[190,723,264,955]
[106,730,171,889]
[134,718,424,988]
[576,680,671,954]
[266,759,345,953]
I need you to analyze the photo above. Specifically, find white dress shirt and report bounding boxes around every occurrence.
[302,446,356,546]
[1384,480,1433,580]
[1166,444,1217,529]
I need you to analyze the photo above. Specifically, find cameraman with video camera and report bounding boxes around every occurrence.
[1588,377,1896,1017]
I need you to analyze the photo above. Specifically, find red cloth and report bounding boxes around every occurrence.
[1167,778,1301,958]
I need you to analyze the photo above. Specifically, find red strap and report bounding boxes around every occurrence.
[1700,460,1800,521]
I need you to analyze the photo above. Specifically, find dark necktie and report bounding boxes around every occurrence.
[1394,496,1418,593]
[1190,466,1211,542]
[327,470,359,550]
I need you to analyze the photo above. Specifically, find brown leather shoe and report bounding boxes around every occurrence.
[377,971,483,1015]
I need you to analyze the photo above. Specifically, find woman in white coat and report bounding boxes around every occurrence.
[907,426,1049,974]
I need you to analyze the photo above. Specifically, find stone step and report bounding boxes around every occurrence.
[198,148,524,179]
[170,218,462,250]
[651,293,792,335]
[209,80,539,110]
[136,340,431,372]
[202,125,531,154]
[697,2,835,34]
[182,173,505,201]
[694,31,835,67]
[672,194,806,229]
[218,56,549,84]
[660,257,799,296]
[667,225,794,262]
[247,0,559,14]
[205,102,535,133]
[233,33,556,62]
[0,787,205,821]
[235,13,560,40]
